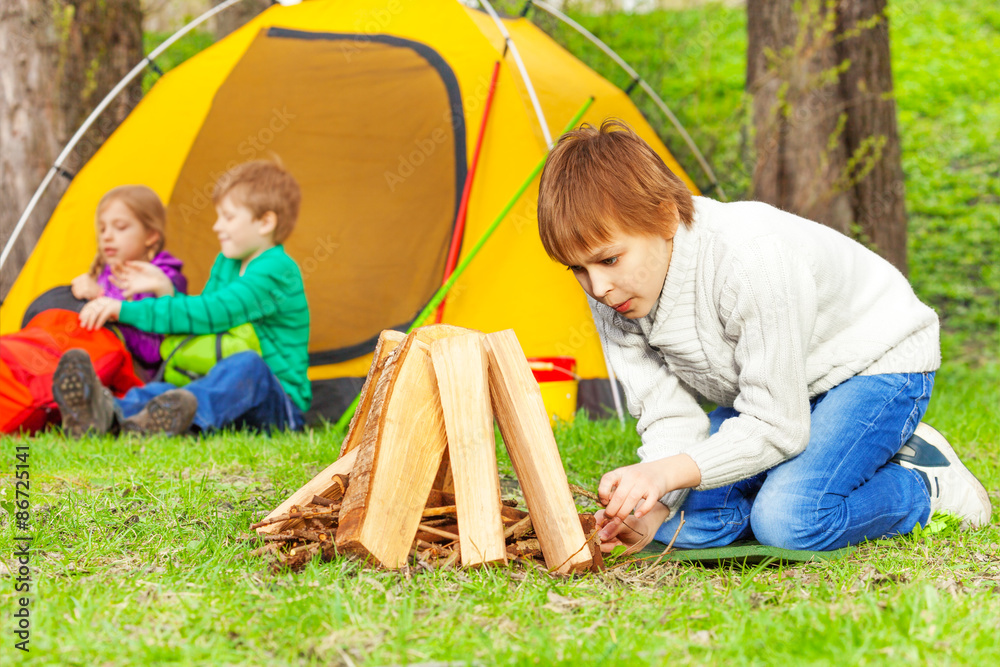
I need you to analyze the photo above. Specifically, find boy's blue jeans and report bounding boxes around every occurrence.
[653,372,935,551]
[116,351,304,433]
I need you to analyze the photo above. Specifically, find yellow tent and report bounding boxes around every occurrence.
[0,0,700,419]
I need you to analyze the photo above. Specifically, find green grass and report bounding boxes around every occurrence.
[0,350,997,665]
[2,1,998,664]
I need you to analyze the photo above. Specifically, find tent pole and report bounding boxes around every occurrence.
[333,96,595,431]
[0,0,250,280]
[477,0,553,147]
[434,60,501,324]
[530,0,727,201]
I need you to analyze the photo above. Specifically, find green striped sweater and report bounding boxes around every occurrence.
[119,246,311,411]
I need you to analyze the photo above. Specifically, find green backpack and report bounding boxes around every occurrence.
[155,323,262,386]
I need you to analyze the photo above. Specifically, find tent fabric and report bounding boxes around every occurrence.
[0,0,700,421]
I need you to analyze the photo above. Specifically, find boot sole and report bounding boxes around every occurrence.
[52,350,112,436]
[122,390,197,436]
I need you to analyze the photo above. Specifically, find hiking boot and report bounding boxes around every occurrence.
[120,389,197,436]
[52,349,117,437]
[892,423,992,529]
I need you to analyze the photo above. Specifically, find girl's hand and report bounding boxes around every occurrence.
[594,503,669,554]
[70,273,103,301]
[112,261,174,298]
[79,297,122,330]
[598,454,701,525]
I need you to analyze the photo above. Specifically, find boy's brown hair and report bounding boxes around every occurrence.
[213,160,302,243]
[537,119,694,264]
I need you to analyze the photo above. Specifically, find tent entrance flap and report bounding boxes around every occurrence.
[166,27,467,361]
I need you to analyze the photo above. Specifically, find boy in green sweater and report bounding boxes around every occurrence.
[54,161,311,435]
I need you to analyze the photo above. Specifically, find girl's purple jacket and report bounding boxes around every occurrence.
[96,251,188,368]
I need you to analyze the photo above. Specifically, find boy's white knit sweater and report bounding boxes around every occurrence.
[590,197,940,511]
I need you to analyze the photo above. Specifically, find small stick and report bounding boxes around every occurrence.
[647,511,686,569]
[440,547,460,570]
[503,515,532,540]
[250,506,341,529]
[417,523,460,542]
[568,484,600,502]
[311,495,338,507]
[259,533,299,542]
[609,511,686,571]
[421,505,458,518]
[548,528,599,574]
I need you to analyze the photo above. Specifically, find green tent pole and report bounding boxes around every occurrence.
[333,96,595,431]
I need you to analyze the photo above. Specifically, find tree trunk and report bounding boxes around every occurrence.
[747,0,908,274]
[0,0,143,300]
[835,0,907,271]
[214,0,272,40]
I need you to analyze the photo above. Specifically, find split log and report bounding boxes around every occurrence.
[413,324,475,495]
[339,330,407,458]
[256,448,357,535]
[484,329,592,574]
[335,334,449,569]
[431,334,507,567]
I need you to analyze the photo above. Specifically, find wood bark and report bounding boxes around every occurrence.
[256,448,357,536]
[431,334,506,567]
[485,329,592,574]
[339,329,407,458]
[747,0,907,273]
[335,334,449,569]
[0,0,143,298]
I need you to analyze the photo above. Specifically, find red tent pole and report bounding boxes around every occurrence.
[434,61,501,324]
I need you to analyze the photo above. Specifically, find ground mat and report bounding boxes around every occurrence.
[637,540,854,565]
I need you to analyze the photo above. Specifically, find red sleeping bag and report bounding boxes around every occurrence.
[0,309,144,434]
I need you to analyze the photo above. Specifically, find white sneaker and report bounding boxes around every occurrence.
[892,423,992,529]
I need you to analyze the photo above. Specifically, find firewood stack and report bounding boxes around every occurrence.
[252,325,597,574]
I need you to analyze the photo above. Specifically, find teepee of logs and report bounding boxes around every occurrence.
[256,325,593,574]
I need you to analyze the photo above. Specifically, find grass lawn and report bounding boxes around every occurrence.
[0,353,996,665]
[3,0,998,664]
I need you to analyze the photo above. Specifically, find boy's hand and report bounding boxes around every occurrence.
[594,502,670,554]
[112,261,175,297]
[598,454,701,524]
[79,297,122,330]
[70,273,103,301]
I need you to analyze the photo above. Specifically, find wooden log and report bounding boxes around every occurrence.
[431,334,507,567]
[255,448,357,535]
[484,329,592,574]
[335,334,449,569]
[413,324,475,495]
[339,330,407,458]
[412,323,476,343]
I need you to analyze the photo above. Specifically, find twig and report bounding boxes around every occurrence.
[548,528,601,574]
[250,506,341,529]
[440,547,460,570]
[503,515,532,540]
[417,523,460,542]
[568,483,600,502]
[421,505,458,517]
[648,511,685,568]
[609,511,686,571]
